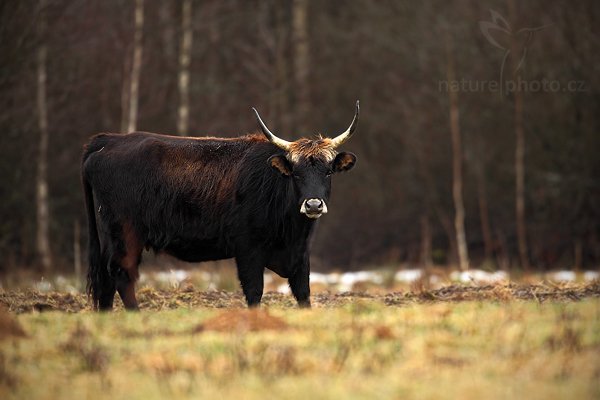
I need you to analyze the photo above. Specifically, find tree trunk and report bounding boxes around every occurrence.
[120,53,131,133]
[292,0,310,132]
[73,220,82,288]
[177,0,193,136]
[158,2,175,62]
[420,214,432,266]
[514,87,529,269]
[204,1,220,123]
[476,166,494,260]
[573,239,582,271]
[495,228,510,270]
[446,36,470,272]
[508,0,529,270]
[415,127,458,265]
[36,0,52,272]
[126,0,144,133]
[434,204,459,265]
[274,0,291,132]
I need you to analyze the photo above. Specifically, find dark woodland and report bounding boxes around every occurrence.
[0,0,598,273]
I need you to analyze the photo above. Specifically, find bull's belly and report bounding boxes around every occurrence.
[266,249,304,278]
[162,239,233,263]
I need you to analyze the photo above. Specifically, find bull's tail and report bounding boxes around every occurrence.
[82,175,104,309]
[82,140,113,310]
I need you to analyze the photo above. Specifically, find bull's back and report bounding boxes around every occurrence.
[81,132,266,252]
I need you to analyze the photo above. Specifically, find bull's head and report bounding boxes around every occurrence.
[252,101,359,219]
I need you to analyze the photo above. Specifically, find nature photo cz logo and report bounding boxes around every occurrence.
[439,10,586,95]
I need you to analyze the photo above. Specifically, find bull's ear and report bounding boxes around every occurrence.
[332,152,356,173]
[269,155,292,176]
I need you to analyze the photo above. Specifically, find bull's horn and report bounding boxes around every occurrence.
[252,107,292,151]
[330,100,359,148]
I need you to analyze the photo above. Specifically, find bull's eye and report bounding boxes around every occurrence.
[325,171,333,177]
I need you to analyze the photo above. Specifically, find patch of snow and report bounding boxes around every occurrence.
[34,278,53,292]
[491,270,509,282]
[547,270,576,282]
[277,283,290,294]
[52,276,81,293]
[583,270,599,281]
[310,272,344,285]
[55,275,69,287]
[394,269,423,283]
[65,285,79,294]
[155,269,189,286]
[263,274,274,285]
[138,272,148,284]
[450,269,508,283]
[337,271,383,291]
[171,269,189,282]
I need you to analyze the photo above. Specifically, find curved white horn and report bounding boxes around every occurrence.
[252,107,292,151]
[330,100,359,148]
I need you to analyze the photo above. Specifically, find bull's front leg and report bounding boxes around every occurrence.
[289,255,311,308]
[235,252,266,307]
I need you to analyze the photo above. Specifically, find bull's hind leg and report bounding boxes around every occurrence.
[97,265,117,311]
[111,221,143,310]
[115,267,138,310]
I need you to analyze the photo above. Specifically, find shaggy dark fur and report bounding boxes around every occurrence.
[82,131,356,310]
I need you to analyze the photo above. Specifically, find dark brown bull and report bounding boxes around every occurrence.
[82,102,359,310]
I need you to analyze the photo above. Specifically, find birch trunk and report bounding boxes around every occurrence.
[120,53,131,133]
[508,0,529,270]
[177,0,193,136]
[36,0,52,271]
[275,0,291,132]
[476,165,494,260]
[126,0,144,133]
[292,0,309,132]
[446,36,470,272]
[514,84,528,269]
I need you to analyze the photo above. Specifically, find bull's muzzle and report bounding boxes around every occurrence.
[300,198,328,219]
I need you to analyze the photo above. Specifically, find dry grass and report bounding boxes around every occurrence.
[193,309,288,333]
[0,306,26,340]
[0,281,598,313]
[0,283,599,399]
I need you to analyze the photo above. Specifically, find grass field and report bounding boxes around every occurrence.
[1,283,599,399]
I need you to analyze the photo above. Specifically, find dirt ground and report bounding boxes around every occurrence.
[1,282,598,313]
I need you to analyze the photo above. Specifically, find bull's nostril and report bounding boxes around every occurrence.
[301,199,326,218]
[306,199,322,212]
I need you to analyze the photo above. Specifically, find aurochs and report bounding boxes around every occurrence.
[82,102,359,310]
